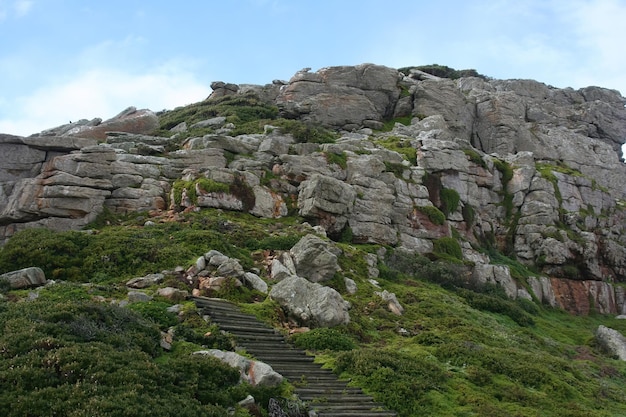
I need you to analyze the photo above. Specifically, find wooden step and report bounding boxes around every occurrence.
[191,296,396,417]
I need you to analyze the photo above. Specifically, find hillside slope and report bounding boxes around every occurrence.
[1,64,626,416]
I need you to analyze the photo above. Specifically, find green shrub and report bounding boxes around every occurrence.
[398,64,487,80]
[158,92,278,132]
[291,327,356,351]
[0,228,89,280]
[416,205,446,225]
[462,203,475,226]
[271,119,338,143]
[334,349,446,415]
[0,278,10,294]
[494,159,513,186]
[432,237,463,261]
[384,161,407,178]
[172,178,230,206]
[246,234,302,251]
[380,115,413,132]
[440,188,460,216]
[128,301,179,330]
[463,148,487,168]
[456,288,535,326]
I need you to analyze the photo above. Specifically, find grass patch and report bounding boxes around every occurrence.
[464,148,488,168]
[291,327,356,351]
[380,115,413,132]
[324,151,348,169]
[376,136,417,162]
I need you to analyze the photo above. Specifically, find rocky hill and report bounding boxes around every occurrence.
[3,63,626,416]
[2,63,625,316]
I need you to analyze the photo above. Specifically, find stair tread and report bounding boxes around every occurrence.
[193,297,396,416]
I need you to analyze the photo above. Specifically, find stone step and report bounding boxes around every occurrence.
[296,387,363,395]
[205,311,266,322]
[312,404,390,411]
[229,333,286,342]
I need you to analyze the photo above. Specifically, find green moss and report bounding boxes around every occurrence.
[417,205,446,225]
[271,119,338,143]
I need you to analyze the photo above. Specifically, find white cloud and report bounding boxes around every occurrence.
[561,0,626,94]
[0,65,212,136]
[14,0,32,17]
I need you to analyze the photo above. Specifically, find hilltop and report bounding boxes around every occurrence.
[1,63,626,416]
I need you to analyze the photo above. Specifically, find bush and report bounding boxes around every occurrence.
[0,291,274,417]
[440,188,460,216]
[128,301,179,330]
[271,119,338,143]
[432,237,463,261]
[416,205,446,225]
[0,228,89,280]
[291,327,356,351]
[334,349,446,415]
[456,288,535,326]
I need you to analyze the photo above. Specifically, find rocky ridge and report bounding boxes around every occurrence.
[1,63,626,315]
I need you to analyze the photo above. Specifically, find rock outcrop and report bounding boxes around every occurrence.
[1,63,626,315]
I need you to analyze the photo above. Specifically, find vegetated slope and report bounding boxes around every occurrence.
[1,64,626,417]
[1,208,626,417]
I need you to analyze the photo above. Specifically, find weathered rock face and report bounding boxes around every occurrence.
[276,64,404,129]
[1,64,626,316]
[44,107,160,141]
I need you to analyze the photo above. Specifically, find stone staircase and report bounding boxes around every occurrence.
[192,296,397,417]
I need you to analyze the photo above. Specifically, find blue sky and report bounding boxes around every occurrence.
[1,0,625,136]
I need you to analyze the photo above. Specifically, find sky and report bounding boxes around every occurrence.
[1,0,625,137]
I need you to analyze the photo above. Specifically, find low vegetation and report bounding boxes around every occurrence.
[2,87,626,416]
[1,208,626,416]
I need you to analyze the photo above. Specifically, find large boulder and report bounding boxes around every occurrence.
[595,325,626,361]
[0,267,46,289]
[194,349,283,386]
[290,234,340,283]
[269,275,350,327]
